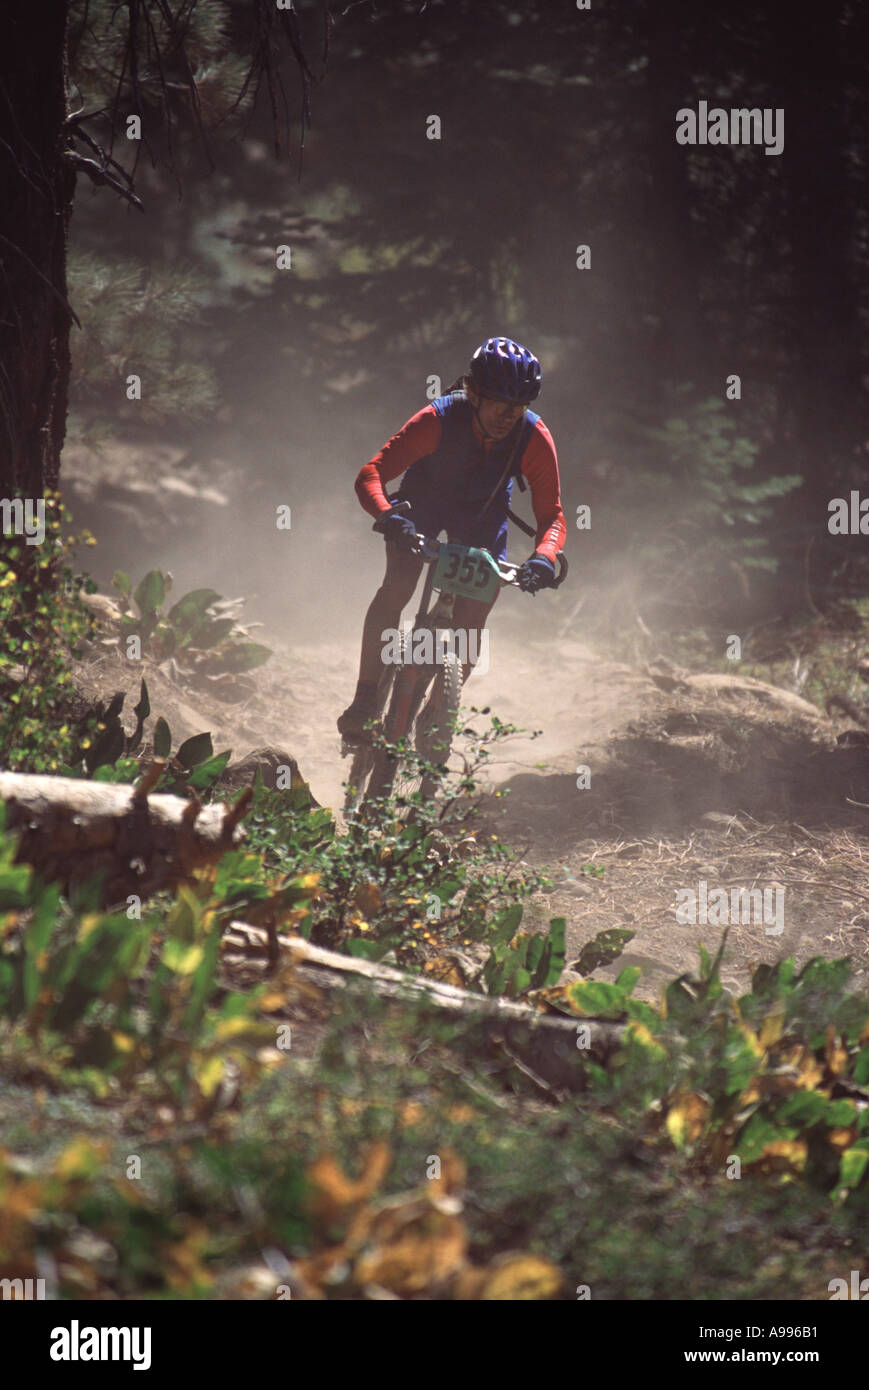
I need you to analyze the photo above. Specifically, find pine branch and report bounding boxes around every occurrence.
[63,149,144,210]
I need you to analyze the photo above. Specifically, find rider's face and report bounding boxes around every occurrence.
[466,384,527,439]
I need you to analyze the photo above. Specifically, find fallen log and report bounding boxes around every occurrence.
[0,770,249,905]
[226,924,627,1095]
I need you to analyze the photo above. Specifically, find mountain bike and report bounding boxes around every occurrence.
[342,505,568,812]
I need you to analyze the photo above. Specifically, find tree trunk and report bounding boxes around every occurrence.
[0,770,250,905]
[775,6,866,582]
[224,923,627,1095]
[0,0,74,496]
[637,0,709,389]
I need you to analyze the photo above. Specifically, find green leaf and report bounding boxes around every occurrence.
[567,979,631,1018]
[0,864,33,910]
[665,975,700,1024]
[86,720,126,772]
[736,1112,796,1163]
[775,1091,828,1127]
[430,876,462,905]
[534,917,566,989]
[176,732,214,769]
[133,678,150,724]
[854,1048,869,1086]
[149,623,177,659]
[166,589,222,641]
[615,965,641,995]
[127,678,150,751]
[122,611,158,642]
[207,641,272,674]
[624,997,662,1029]
[183,924,225,1035]
[167,588,221,626]
[287,778,316,812]
[162,940,205,975]
[112,570,132,599]
[826,1098,857,1127]
[188,617,236,651]
[491,902,523,947]
[133,569,166,618]
[23,884,61,1013]
[509,966,532,997]
[572,927,635,976]
[93,759,139,783]
[187,750,232,790]
[166,885,201,945]
[347,938,389,961]
[524,934,544,975]
[794,956,851,991]
[838,1146,869,1191]
[153,717,172,758]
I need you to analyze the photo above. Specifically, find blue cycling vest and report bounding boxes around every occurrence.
[398,391,539,522]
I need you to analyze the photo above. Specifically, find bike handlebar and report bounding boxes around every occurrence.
[373,502,568,590]
[412,534,568,590]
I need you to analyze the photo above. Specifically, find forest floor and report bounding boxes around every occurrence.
[62,432,869,1006]
[9,579,859,1300]
[74,604,869,1005]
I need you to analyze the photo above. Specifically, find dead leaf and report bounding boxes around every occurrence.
[355,1208,467,1296]
[351,882,384,918]
[665,1092,711,1147]
[824,1028,849,1081]
[465,1251,564,1301]
[744,1139,807,1175]
[423,956,465,988]
[306,1141,391,1228]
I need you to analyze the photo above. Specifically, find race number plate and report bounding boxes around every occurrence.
[432,544,500,604]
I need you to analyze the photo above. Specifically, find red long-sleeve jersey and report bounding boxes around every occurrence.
[354,404,567,564]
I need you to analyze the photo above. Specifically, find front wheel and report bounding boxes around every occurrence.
[416,651,462,800]
[361,662,432,808]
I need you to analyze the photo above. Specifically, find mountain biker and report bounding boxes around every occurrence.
[337,336,566,742]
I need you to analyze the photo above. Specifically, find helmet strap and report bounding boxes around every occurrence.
[468,385,508,443]
[470,400,499,442]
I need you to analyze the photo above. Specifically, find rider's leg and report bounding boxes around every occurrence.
[358,543,424,683]
[339,543,423,736]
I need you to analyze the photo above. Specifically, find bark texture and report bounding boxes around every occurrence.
[0,770,248,904]
[0,0,75,494]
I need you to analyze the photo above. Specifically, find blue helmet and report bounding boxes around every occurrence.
[469,337,542,404]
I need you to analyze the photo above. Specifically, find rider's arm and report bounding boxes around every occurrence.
[355,406,443,517]
[519,420,567,563]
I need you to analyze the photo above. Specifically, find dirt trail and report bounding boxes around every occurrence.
[475,654,869,1003]
[75,600,869,1006]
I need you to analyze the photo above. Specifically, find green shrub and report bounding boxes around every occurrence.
[0,804,315,1109]
[64,677,231,796]
[0,496,96,773]
[546,928,869,1202]
[244,717,552,970]
[112,570,271,676]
